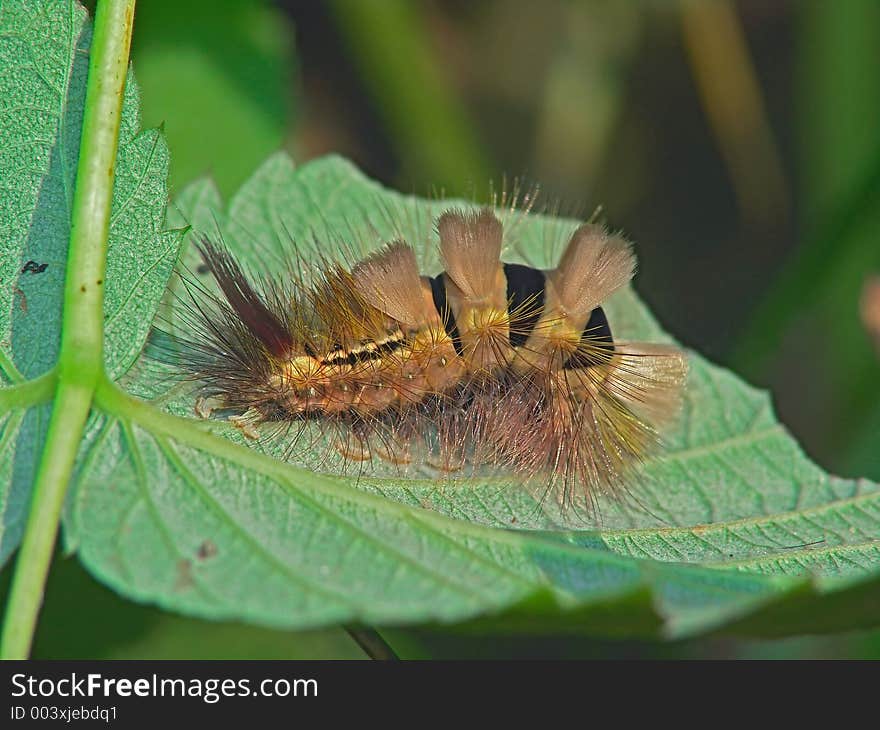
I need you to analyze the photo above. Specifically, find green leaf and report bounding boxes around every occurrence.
[0,0,177,568]
[2,3,879,642]
[60,153,880,639]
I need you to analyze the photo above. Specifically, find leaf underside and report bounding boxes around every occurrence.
[0,0,178,567]
[2,2,880,642]
[70,154,880,639]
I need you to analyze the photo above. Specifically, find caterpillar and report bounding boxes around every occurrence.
[166,205,688,512]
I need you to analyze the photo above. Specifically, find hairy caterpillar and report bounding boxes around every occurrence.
[166,205,687,512]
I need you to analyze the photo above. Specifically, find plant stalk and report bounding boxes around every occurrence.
[328,0,492,192]
[345,626,400,661]
[0,0,136,659]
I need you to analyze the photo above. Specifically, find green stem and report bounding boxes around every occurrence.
[0,384,93,658]
[731,149,880,375]
[0,349,24,384]
[0,0,136,660]
[0,370,57,413]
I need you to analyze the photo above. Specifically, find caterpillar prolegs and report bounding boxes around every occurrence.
[168,207,688,510]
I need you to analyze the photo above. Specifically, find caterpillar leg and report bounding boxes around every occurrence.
[426,456,464,474]
[333,433,372,462]
[229,412,261,440]
[372,442,413,466]
[194,395,221,420]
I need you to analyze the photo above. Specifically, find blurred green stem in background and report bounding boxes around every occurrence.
[532,3,640,199]
[732,0,880,467]
[132,0,295,198]
[328,0,493,193]
[679,0,789,235]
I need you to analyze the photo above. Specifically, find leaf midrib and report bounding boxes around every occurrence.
[5,366,876,584]
[154,429,463,611]
[91,376,880,579]
[92,377,678,583]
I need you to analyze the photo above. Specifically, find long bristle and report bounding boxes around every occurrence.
[553,225,635,320]
[351,240,434,327]
[437,208,503,301]
[196,237,295,359]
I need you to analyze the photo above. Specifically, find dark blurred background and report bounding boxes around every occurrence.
[9,0,878,659]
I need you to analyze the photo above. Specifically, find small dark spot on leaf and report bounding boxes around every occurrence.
[196,539,218,560]
[175,559,194,591]
[21,260,48,274]
[80,285,86,292]
[511,516,517,524]
[96,279,103,285]
[196,263,210,275]
[14,286,27,313]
